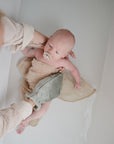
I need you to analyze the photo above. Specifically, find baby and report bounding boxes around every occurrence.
[17,29,81,134]
[0,11,81,137]
[23,29,80,88]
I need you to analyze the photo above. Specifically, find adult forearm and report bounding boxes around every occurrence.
[28,30,48,49]
[22,47,36,57]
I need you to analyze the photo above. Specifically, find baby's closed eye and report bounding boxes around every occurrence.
[56,51,59,54]
[49,44,52,48]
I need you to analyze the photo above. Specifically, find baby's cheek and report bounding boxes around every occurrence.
[44,46,47,51]
[44,45,49,51]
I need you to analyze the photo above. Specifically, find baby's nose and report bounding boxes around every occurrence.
[47,48,54,55]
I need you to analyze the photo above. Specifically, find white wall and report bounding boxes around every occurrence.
[88,3,114,144]
[0,0,113,144]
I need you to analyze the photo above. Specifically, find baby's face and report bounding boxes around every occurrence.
[43,36,73,61]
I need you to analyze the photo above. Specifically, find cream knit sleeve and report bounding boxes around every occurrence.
[0,100,32,138]
[1,16,34,52]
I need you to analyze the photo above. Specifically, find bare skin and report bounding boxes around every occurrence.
[0,14,53,134]
[16,102,51,134]
[16,30,81,134]
[29,30,48,49]
[23,31,81,88]
[0,13,80,135]
[0,13,48,50]
[0,15,80,134]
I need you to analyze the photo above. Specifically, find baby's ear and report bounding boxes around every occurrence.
[69,50,76,59]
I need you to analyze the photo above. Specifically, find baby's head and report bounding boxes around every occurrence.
[43,29,75,61]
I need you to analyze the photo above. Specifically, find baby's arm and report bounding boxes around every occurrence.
[57,59,81,89]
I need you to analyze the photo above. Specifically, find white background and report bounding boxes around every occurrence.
[0,0,114,144]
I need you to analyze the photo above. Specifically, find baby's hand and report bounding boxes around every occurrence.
[57,66,65,73]
[75,83,81,89]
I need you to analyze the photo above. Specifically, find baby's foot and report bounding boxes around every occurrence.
[16,126,24,134]
[16,120,28,134]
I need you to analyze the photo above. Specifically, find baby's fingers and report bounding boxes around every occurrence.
[75,83,81,89]
[57,67,64,73]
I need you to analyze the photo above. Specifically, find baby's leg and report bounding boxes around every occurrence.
[16,101,51,134]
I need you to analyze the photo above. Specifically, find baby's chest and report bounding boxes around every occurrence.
[38,58,60,69]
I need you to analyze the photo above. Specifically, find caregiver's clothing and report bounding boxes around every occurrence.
[0,101,32,138]
[1,16,34,52]
[0,15,34,138]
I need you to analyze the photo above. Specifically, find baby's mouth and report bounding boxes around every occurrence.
[43,52,52,60]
